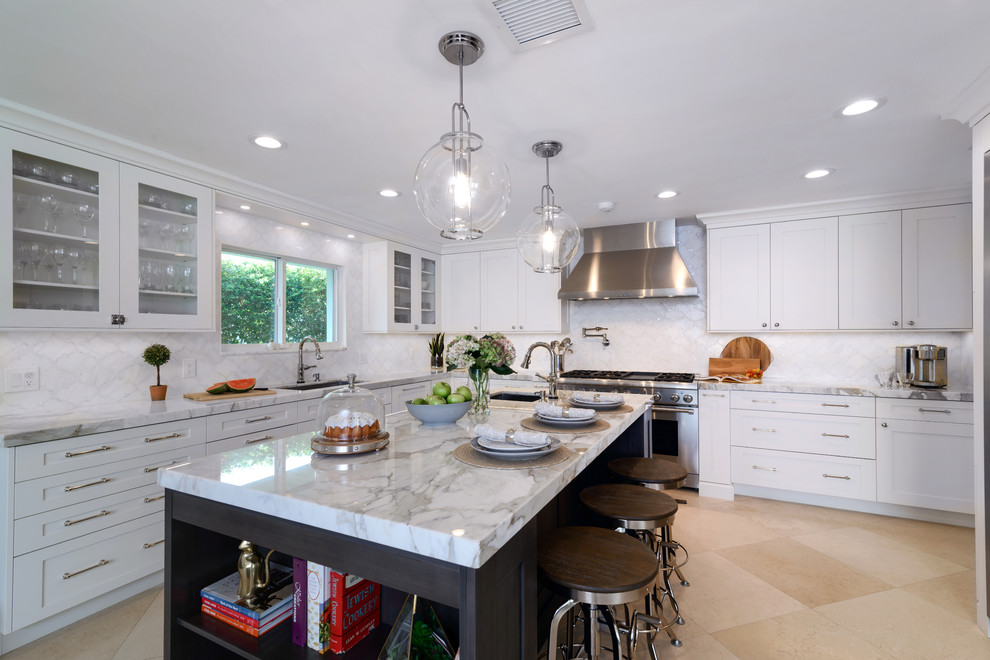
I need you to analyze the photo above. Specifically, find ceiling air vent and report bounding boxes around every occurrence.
[480,0,596,52]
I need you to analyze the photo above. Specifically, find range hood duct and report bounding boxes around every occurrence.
[558,219,699,300]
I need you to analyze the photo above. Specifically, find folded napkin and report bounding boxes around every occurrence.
[534,402,595,420]
[571,391,624,404]
[473,423,549,447]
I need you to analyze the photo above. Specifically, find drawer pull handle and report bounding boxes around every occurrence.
[245,435,274,445]
[65,445,111,458]
[244,415,272,424]
[64,477,110,492]
[64,510,110,527]
[144,461,179,473]
[822,473,851,480]
[145,432,181,443]
[63,559,110,580]
[143,539,165,549]
[752,465,777,472]
[751,399,776,404]
[821,433,850,438]
[918,408,951,414]
[821,403,850,408]
[144,494,165,503]
[705,393,727,398]
[752,427,777,433]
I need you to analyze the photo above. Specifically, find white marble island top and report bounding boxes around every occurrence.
[158,395,652,569]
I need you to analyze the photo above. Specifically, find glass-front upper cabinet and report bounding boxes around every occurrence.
[118,165,213,330]
[419,255,437,327]
[1,130,121,328]
[362,241,439,333]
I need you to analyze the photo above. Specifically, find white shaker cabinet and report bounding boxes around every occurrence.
[481,249,520,330]
[902,204,972,329]
[707,224,770,331]
[441,251,482,332]
[698,390,732,497]
[838,211,901,330]
[769,217,838,330]
[363,242,440,333]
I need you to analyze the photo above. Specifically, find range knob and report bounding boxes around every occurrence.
[683,394,693,403]
[670,393,680,402]
[652,393,661,403]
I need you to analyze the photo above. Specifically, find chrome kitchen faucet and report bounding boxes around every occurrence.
[521,338,572,399]
[297,336,324,383]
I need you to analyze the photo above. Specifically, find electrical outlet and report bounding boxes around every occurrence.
[4,367,39,393]
[182,359,196,378]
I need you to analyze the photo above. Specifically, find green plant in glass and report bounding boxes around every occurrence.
[428,332,445,370]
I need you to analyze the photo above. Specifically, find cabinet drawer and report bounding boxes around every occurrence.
[391,382,427,404]
[206,423,300,455]
[731,446,876,501]
[14,418,206,482]
[731,391,875,417]
[731,410,875,458]
[876,399,973,424]
[370,386,393,406]
[298,396,323,423]
[11,513,165,631]
[206,402,297,441]
[14,445,205,518]
[14,482,165,556]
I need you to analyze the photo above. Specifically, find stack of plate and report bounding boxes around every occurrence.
[470,436,561,460]
[567,392,625,410]
[533,409,600,427]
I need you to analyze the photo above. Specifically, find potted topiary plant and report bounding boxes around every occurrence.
[143,343,171,401]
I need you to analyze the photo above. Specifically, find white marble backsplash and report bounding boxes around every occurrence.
[0,220,973,412]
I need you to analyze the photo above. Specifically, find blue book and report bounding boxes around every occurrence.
[200,563,293,620]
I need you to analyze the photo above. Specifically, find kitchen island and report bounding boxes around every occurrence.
[158,395,652,659]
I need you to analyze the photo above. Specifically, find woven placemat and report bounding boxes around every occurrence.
[453,443,572,470]
[520,416,611,434]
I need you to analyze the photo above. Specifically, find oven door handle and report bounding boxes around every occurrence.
[653,406,695,414]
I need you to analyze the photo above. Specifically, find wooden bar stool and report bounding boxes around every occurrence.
[607,457,691,592]
[580,483,684,656]
[538,526,658,660]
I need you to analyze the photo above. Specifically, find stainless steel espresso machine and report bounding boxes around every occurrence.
[896,345,948,388]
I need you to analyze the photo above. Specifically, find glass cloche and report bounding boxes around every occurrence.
[312,374,388,454]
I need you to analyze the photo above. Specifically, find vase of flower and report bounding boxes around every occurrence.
[467,366,491,423]
[445,333,517,425]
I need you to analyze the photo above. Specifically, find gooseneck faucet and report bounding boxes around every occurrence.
[521,338,572,399]
[297,336,324,383]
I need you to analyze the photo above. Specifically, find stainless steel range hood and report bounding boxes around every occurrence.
[558,219,698,300]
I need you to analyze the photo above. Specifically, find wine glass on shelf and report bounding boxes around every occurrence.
[40,251,55,283]
[28,243,44,280]
[158,221,176,251]
[52,245,66,282]
[73,204,97,238]
[178,224,194,254]
[40,194,62,233]
[67,249,80,284]
[138,218,152,247]
[13,193,33,227]
[15,245,31,280]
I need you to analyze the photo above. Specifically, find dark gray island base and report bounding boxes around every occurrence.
[162,404,650,659]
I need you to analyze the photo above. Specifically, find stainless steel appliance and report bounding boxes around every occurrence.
[557,370,699,487]
[895,344,948,388]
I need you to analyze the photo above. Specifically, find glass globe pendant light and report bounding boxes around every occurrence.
[413,32,510,240]
[516,140,580,273]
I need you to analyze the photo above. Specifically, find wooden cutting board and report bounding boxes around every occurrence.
[720,336,774,371]
[183,389,276,402]
[708,357,761,377]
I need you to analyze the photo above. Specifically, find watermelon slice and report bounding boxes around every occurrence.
[226,378,256,393]
[205,382,228,395]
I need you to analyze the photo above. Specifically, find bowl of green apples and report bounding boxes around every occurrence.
[405,381,473,424]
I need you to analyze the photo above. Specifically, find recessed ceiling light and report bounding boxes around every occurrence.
[300,221,310,226]
[347,234,356,239]
[657,190,678,199]
[239,204,251,210]
[215,210,224,215]
[378,189,400,198]
[804,168,834,179]
[840,98,882,116]
[252,135,284,149]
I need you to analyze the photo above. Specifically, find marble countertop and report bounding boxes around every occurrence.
[158,395,653,569]
[698,380,973,401]
[0,371,448,447]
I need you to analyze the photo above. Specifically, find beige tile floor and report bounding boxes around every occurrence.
[4,491,989,659]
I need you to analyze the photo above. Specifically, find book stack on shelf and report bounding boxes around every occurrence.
[302,561,381,654]
[200,563,294,638]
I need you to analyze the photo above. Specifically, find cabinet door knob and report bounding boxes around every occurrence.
[762,322,767,327]
[907,320,915,326]
[892,321,898,326]
[774,322,779,327]
[881,422,888,427]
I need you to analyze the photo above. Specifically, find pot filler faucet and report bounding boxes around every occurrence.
[297,336,324,383]
[521,338,572,399]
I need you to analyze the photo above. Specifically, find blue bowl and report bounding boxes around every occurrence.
[405,400,471,425]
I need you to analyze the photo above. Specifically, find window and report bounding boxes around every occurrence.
[221,249,340,346]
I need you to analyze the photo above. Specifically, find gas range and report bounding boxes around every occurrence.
[557,369,697,406]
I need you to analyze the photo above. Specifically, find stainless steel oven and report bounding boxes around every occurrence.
[558,370,700,488]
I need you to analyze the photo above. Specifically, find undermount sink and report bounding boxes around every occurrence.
[490,391,543,402]
[279,379,362,391]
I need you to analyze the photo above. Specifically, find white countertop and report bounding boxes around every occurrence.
[157,395,653,569]
[698,380,973,401]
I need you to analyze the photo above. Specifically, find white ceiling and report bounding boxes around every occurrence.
[2,0,989,248]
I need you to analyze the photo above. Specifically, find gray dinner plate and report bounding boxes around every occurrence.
[470,436,561,460]
[534,411,600,426]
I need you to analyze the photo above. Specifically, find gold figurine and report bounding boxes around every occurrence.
[236,540,275,611]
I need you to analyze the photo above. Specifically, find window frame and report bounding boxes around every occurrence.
[219,245,343,353]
